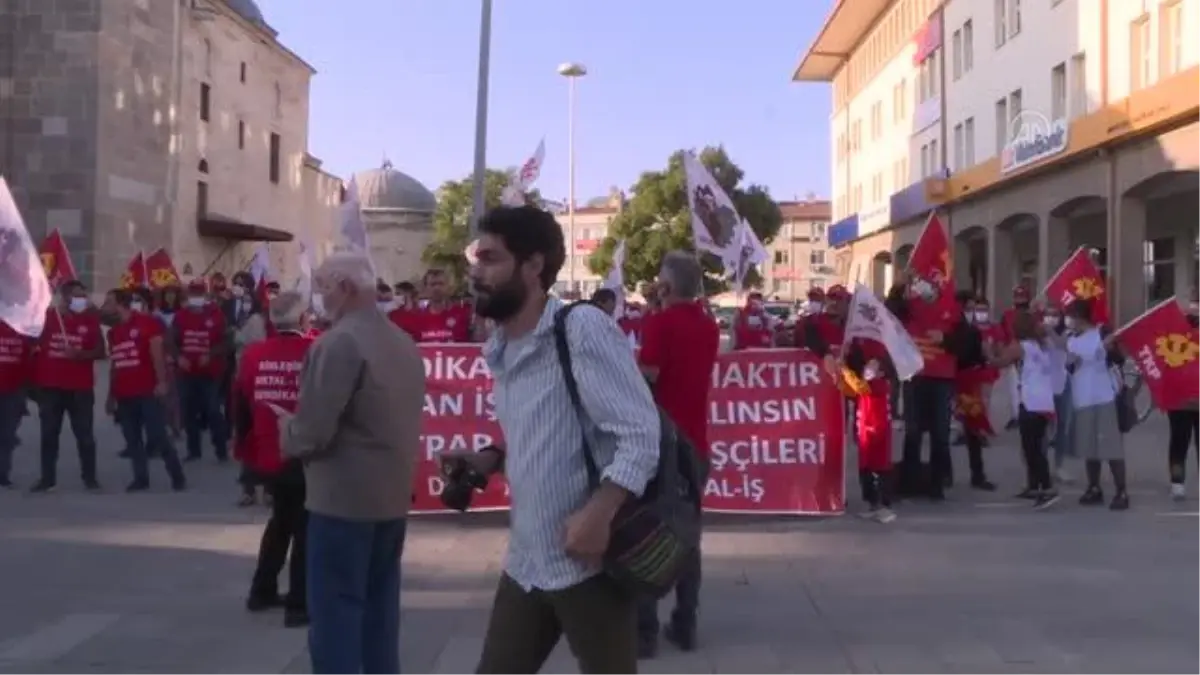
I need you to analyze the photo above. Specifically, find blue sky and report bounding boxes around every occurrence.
[257,0,831,203]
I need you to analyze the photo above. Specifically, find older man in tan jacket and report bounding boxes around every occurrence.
[280,252,424,675]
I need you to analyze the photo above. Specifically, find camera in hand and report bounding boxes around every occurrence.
[439,455,490,512]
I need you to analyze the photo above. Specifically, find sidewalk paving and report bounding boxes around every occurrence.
[0,406,1195,673]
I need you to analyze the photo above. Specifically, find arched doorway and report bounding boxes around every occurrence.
[953,225,988,297]
[871,251,893,296]
[993,213,1039,303]
[1047,195,1107,278]
[1124,170,1199,304]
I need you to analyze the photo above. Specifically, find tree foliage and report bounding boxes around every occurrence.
[422,169,542,285]
[586,146,782,295]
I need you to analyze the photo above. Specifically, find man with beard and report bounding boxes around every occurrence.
[281,252,423,674]
[441,205,659,674]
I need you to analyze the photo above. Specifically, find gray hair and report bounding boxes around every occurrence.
[268,290,307,329]
[660,250,703,299]
[316,252,376,292]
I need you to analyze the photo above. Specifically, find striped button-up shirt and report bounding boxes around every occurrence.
[484,297,660,592]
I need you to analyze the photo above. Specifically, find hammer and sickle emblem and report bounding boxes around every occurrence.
[119,271,134,288]
[40,253,54,274]
[1072,277,1102,300]
[1155,333,1200,368]
[150,268,178,288]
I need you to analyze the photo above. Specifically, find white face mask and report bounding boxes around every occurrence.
[68,297,88,313]
[231,286,246,298]
[973,311,990,324]
[130,301,145,313]
[377,300,395,313]
[187,297,206,308]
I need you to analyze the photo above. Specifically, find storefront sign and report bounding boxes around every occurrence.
[1001,110,1069,174]
[828,214,859,248]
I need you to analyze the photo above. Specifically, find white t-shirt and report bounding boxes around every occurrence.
[1067,327,1116,409]
[1019,340,1056,413]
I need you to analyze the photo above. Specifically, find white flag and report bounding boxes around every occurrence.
[602,240,626,317]
[249,242,271,287]
[842,283,924,381]
[337,177,376,276]
[682,152,742,264]
[502,139,546,206]
[729,220,768,290]
[295,238,313,302]
[0,177,52,337]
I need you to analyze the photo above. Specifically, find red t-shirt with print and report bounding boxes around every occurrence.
[174,305,227,377]
[34,309,102,391]
[0,321,32,394]
[108,313,165,399]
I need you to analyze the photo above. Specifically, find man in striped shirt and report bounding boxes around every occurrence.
[444,205,661,673]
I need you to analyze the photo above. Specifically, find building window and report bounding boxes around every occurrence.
[198,158,208,174]
[1068,53,1088,118]
[813,222,826,238]
[1159,2,1183,78]
[200,83,210,122]
[196,181,208,220]
[774,250,788,265]
[953,123,964,170]
[1009,0,1021,38]
[964,117,976,166]
[952,29,963,80]
[202,39,212,77]
[930,139,940,175]
[1051,62,1067,120]
[995,96,1009,154]
[238,120,246,149]
[1009,89,1023,124]
[269,132,281,184]
[995,0,1008,47]
[898,77,907,119]
[240,61,247,83]
[920,143,929,178]
[1131,16,1152,90]
[1144,237,1177,303]
[810,250,827,266]
[963,20,974,72]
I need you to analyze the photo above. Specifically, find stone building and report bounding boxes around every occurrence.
[353,159,437,285]
[760,198,835,301]
[0,0,342,292]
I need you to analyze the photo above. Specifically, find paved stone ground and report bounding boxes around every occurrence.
[0,401,1196,673]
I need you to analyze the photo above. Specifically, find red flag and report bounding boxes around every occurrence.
[903,212,958,377]
[1043,247,1110,326]
[119,252,148,289]
[38,229,77,290]
[954,366,996,436]
[1112,298,1199,410]
[144,248,181,289]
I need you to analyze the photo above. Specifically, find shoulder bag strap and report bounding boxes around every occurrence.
[552,302,601,489]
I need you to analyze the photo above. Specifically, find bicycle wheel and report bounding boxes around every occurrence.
[1121,361,1155,423]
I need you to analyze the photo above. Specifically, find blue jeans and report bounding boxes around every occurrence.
[178,374,227,459]
[118,396,184,486]
[307,513,407,674]
[1051,381,1075,468]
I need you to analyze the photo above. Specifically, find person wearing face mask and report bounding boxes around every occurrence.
[402,268,475,343]
[175,279,230,463]
[1040,306,1075,487]
[1063,299,1128,510]
[29,280,105,493]
[945,291,997,491]
[107,288,187,493]
[1166,296,1200,500]
[732,292,774,350]
[376,282,397,314]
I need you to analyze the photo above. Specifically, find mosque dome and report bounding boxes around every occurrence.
[225,0,267,25]
[353,160,438,214]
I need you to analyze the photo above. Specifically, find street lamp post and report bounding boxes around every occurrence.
[469,0,493,238]
[558,62,587,292]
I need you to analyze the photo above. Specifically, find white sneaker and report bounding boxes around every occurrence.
[872,508,897,524]
[1055,467,1073,484]
[1170,483,1186,501]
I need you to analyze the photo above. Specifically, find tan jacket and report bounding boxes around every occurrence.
[282,306,425,520]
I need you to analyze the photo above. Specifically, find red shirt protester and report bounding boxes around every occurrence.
[175,285,227,377]
[234,332,314,475]
[999,285,1038,344]
[34,308,103,391]
[108,313,165,399]
[732,294,773,350]
[639,300,720,454]
[0,321,31,394]
[397,303,473,343]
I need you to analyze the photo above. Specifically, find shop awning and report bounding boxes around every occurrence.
[197,214,293,243]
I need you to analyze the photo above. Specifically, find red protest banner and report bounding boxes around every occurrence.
[410,345,846,516]
[1111,298,1199,411]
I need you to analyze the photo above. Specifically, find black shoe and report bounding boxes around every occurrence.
[636,635,658,660]
[171,479,187,492]
[1079,486,1104,505]
[125,480,150,493]
[1015,487,1039,500]
[663,619,697,652]
[29,480,56,494]
[1033,491,1060,510]
[246,594,283,613]
[184,455,201,463]
[283,609,310,628]
[1109,490,1129,511]
[118,449,131,458]
[83,479,102,492]
[971,478,997,492]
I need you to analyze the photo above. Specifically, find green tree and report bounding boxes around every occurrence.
[422,169,542,286]
[587,146,782,296]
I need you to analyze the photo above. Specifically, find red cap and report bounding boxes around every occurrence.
[827,284,850,299]
[807,287,826,301]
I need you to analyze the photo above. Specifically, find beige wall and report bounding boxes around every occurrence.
[556,207,616,295]
[762,217,838,300]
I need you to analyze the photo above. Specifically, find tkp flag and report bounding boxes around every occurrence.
[842,283,923,382]
[39,229,77,290]
[1112,297,1199,410]
[682,152,742,265]
[1043,246,1110,326]
[501,139,546,206]
[0,177,53,337]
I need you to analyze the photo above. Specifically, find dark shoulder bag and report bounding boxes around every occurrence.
[552,303,707,598]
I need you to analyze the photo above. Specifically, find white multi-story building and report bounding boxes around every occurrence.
[796,0,1199,322]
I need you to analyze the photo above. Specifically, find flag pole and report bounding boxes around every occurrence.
[1110,295,1179,339]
